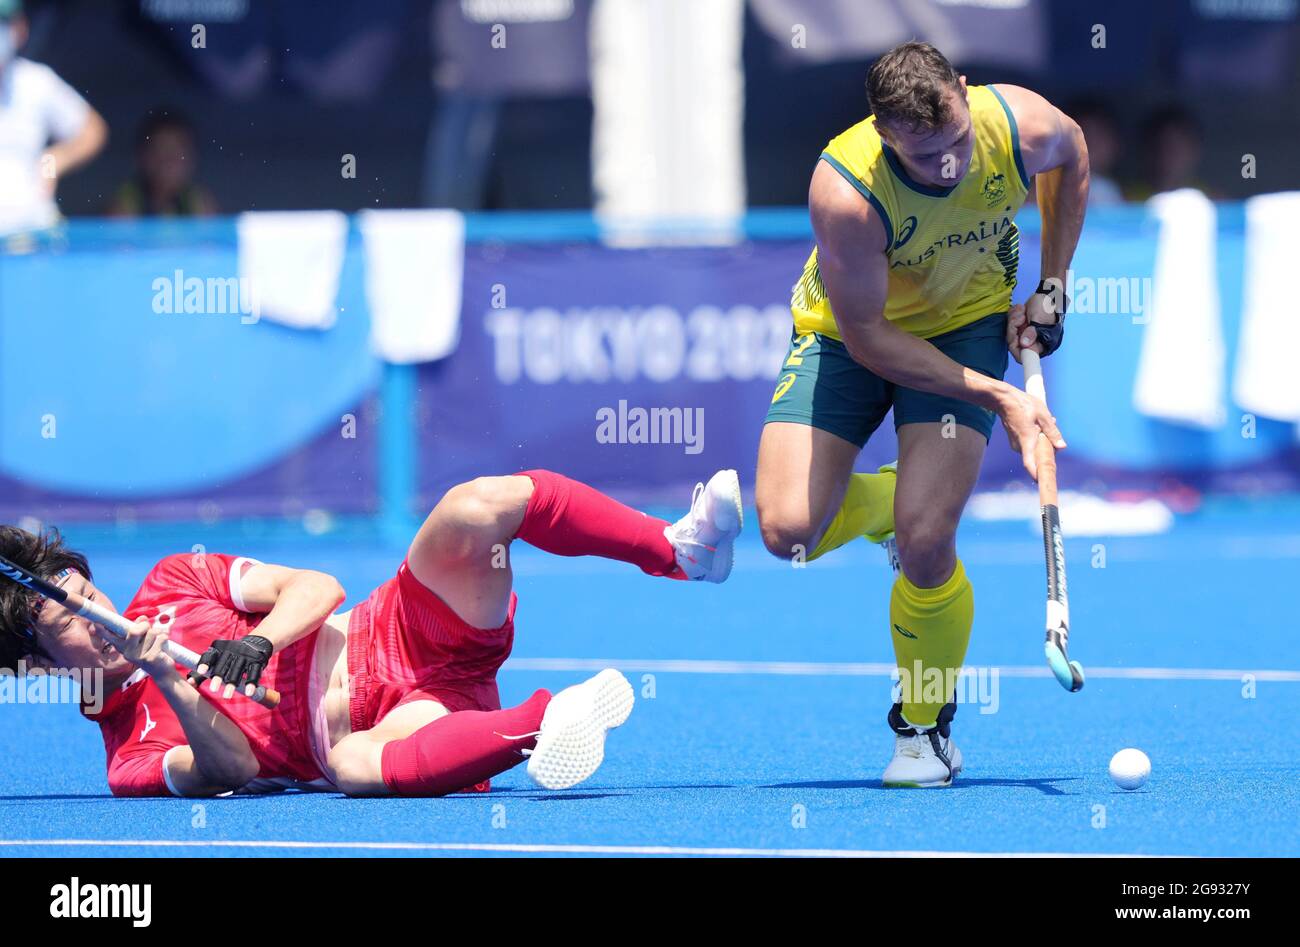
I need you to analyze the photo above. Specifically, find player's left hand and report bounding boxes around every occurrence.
[190,635,274,699]
[995,386,1067,480]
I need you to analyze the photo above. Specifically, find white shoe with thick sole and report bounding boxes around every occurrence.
[664,469,744,583]
[526,669,634,790]
[881,702,963,788]
[882,731,964,788]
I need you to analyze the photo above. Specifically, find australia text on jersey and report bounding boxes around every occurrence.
[890,214,1015,267]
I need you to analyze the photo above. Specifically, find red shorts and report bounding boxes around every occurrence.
[347,560,517,733]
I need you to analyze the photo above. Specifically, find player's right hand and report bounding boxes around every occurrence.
[1005,304,1040,363]
[997,387,1066,479]
[106,616,176,678]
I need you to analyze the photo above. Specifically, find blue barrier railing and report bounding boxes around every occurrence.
[2,206,1295,531]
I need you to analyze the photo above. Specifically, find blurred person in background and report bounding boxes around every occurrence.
[0,0,107,235]
[108,108,217,218]
[422,0,593,210]
[1064,98,1125,206]
[1127,105,1215,200]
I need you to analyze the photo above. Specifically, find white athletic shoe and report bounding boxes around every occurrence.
[664,469,744,582]
[881,702,963,788]
[526,669,634,790]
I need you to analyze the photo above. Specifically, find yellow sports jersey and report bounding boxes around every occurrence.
[792,84,1030,341]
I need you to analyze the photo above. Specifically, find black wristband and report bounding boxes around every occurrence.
[1034,279,1069,316]
[1030,279,1067,356]
[242,635,274,659]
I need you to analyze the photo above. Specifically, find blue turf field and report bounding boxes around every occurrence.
[2,497,1298,857]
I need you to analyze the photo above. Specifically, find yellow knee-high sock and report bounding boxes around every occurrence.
[807,466,896,562]
[890,559,974,727]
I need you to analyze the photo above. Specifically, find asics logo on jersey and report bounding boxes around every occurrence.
[893,623,918,640]
[893,215,917,249]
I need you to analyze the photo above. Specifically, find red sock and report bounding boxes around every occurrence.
[380,689,551,797]
[515,469,684,579]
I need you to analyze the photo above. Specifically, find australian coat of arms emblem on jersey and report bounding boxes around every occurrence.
[982,172,1007,206]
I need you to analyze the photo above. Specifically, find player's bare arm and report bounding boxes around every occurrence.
[993,84,1090,362]
[193,564,345,699]
[113,615,259,796]
[17,571,259,795]
[42,105,108,196]
[810,159,1066,477]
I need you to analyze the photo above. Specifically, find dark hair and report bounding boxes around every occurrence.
[866,41,962,132]
[0,526,91,671]
[1063,97,1119,128]
[136,107,195,150]
[1141,105,1202,142]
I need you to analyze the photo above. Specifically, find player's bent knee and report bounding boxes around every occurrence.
[436,477,531,550]
[327,738,388,797]
[758,512,817,561]
[444,478,506,526]
[895,519,958,584]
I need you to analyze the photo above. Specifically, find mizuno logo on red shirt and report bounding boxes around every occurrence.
[139,704,157,742]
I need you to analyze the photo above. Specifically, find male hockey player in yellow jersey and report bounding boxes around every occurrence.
[757,42,1088,786]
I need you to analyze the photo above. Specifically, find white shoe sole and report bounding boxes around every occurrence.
[527,669,634,790]
[882,745,964,789]
[709,469,744,582]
